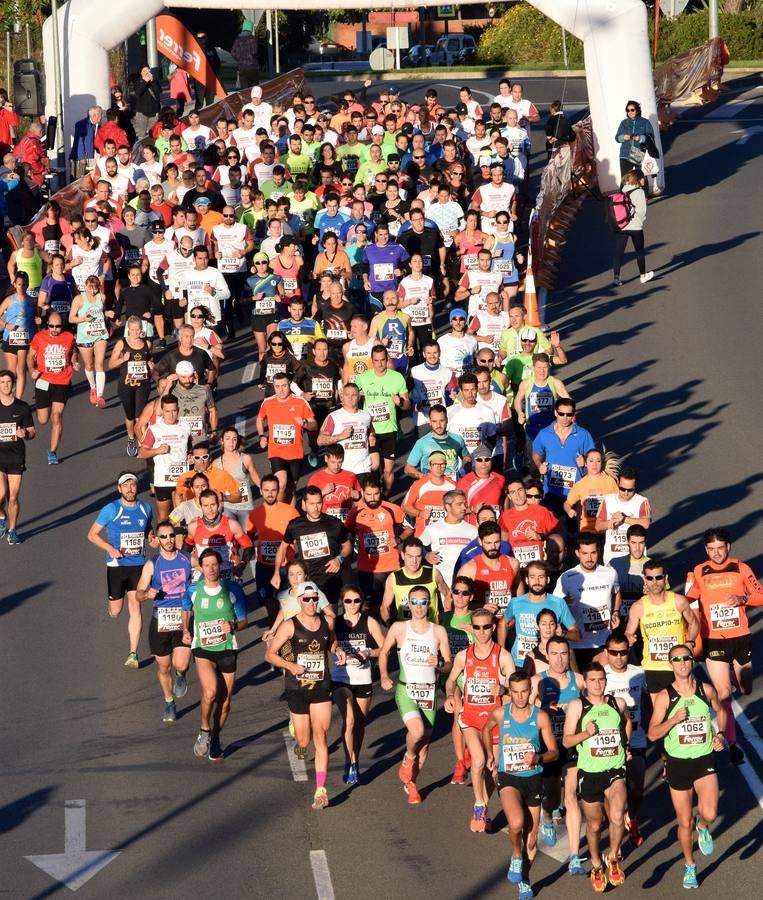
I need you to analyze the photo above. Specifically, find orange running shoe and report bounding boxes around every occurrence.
[404,782,422,804]
[450,759,467,784]
[605,852,625,887]
[398,755,417,784]
[590,864,608,893]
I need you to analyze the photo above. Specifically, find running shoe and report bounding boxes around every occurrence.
[89,388,97,405]
[450,759,467,784]
[518,882,534,900]
[294,743,308,761]
[194,730,211,758]
[126,438,139,457]
[307,453,319,468]
[344,763,359,786]
[404,782,422,804]
[47,451,59,465]
[311,787,329,810]
[0,518,6,538]
[605,852,625,887]
[540,817,557,847]
[95,395,106,409]
[590,864,608,893]
[162,700,177,723]
[568,855,586,877]
[173,669,188,699]
[208,733,224,761]
[399,755,418,784]
[640,271,655,284]
[123,651,139,669]
[470,805,487,833]
[507,856,523,884]
[729,743,745,766]
[683,863,698,890]
[627,816,644,847]
[552,806,564,822]
[695,816,713,856]
[613,277,622,287]
[6,530,22,545]
[463,747,472,770]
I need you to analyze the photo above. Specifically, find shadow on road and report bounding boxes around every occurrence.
[0,786,57,834]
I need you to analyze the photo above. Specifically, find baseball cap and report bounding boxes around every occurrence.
[388,86,399,95]
[472,445,493,461]
[117,472,138,486]
[194,196,211,206]
[319,109,332,119]
[251,85,263,99]
[253,251,269,263]
[175,361,195,376]
[455,102,468,115]
[296,580,320,599]
[520,327,538,341]
[371,125,384,136]
[478,156,493,167]
[449,307,467,322]
[150,221,165,232]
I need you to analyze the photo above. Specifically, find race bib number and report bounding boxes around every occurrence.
[584,495,603,518]
[167,463,186,480]
[583,605,610,632]
[127,361,148,378]
[590,728,621,757]
[51,299,71,314]
[255,298,276,314]
[220,256,241,273]
[406,681,436,711]
[120,531,144,556]
[709,603,741,631]
[513,544,541,564]
[9,328,30,345]
[502,741,534,772]
[460,428,481,449]
[367,402,390,423]
[448,631,470,655]
[339,639,367,667]
[363,531,389,556]
[488,591,511,611]
[409,304,430,325]
[609,531,628,554]
[529,393,553,414]
[184,416,204,437]
[0,422,17,441]
[198,618,226,647]
[265,363,286,382]
[272,424,296,445]
[85,318,107,339]
[549,464,577,491]
[424,386,444,404]
[259,540,279,564]
[426,506,446,524]
[422,254,432,270]
[312,377,333,401]
[300,531,330,559]
[238,480,250,503]
[465,678,497,706]
[44,352,66,373]
[387,338,403,357]
[44,239,61,253]
[463,253,479,269]
[297,652,325,682]
[515,633,537,659]
[648,634,681,663]
[677,716,709,745]
[157,607,183,632]
[282,278,298,294]
[387,220,401,238]
[326,327,346,340]
[373,263,393,282]
[494,259,513,276]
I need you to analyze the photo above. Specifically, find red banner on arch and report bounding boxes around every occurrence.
[156,14,226,100]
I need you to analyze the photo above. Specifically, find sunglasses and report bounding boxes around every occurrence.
[301,596,319,603]
[474,457,491,463]
[48,324,63,329]
[452,316,465,321]
[472,624,493,631]
[521,339,536,344]
[619,486,636,493]
[413,156,425,161]
[222,214,235,219]
[670,655,694,663]
[343,597,362,604]
[193,454,210,460]
[608,649,629,656]
[452,588,471,596]
[408,598,429,607]
[157,532,175,539]
[497,219,510,224]
[556,411,574,417]
[626,107,637,112]
[270,341,284,347]
[526,493,542,499]
[644,574,665,581]
[255,260,268,265]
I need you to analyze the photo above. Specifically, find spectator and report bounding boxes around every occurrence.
[13,122,48,187]
[169,65,193,118]
[94,107,129,157]
[0,89,20,159]
[613,169,653,287]
[545,100,575,161]
[231,19,259,90]
[69,105,103,179]
[133,66,162,139]
[615,99,655,177]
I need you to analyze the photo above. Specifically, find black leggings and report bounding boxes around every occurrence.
[613,230,646,277]
[118,383,151,421]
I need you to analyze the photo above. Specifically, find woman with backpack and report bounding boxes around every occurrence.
[613,170,653,288]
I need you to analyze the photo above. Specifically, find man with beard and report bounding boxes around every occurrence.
[308,443,362,524]
[498,560,580,667]
[438,307,477,378]
[457,520,522,617]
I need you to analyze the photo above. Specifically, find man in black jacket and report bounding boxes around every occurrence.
[134,66,162,139]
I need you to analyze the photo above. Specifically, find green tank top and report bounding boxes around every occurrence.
[392,565,438,622]
[442,609,473,689]
[663,682,713,759]
[15,248,44,290]
[576,695,626,773]
[190,582,239,652]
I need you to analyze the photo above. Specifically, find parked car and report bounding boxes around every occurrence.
[307,35,351,60]
[402,44,433,68]
[428,34,476,67]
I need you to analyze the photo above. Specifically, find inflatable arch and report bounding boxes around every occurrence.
[43,0,664,192]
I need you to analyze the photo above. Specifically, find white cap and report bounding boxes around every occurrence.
[478,155,493,167]
[371,124,384,136]
[118,472,138,486]
[296,581,321,599]
[251,85,263,98]
[520,327,538,341]
[175,360,195,376]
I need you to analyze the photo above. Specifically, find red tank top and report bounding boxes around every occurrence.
[472,555,517,613]
[271,257,302,299]
[189,515,237,569]
[461,642,502,729]
[459,232,487,273]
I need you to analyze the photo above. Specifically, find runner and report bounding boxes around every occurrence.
[499,479,564,567]
[484,671,558,900]
[381,536,450,624]
[405,405,467,481]
[186,489,253,578]
[458,520,521,615]
[28,312,79,465]
[138,394,193,521]
[69,275,111,408]
[563,662,631,892]
[0,272,36,399]
[87,472,153,668]
[647,645,727,889]
[456,444,506,524]
[330,584,386,785]
[213,426,260,531]
[401,451,458,538]
[610,524,651,627]
[182,549,247,761]
[135,521,193,723]
[307,443,361,523]
[445,607,515,832]
[441,575,476,785]
[685,527,763,765]
[421,489,478,589]
[378,584,452,804]
[533,636,586,873]
[0,369,35,544]
[266,580,344,809]
[108,315,153,457]
[595,467,652,565]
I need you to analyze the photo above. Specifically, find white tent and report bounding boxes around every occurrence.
[43,0,663,191]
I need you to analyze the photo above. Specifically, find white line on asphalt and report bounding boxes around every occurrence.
[242,362,256,383]
[235,415,247,436]
[310,850,336,900]
[282,730,308,782]
[705,86,763,118]
[731,699,763,811]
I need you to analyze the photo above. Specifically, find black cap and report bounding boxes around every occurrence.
[151,221,165,232]
[455,102,468,115]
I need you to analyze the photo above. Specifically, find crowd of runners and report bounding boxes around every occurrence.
[0,77,760,897]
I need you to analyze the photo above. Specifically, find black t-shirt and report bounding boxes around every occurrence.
[316,301,354,348]
[298,360,341,405]
[117,284,156,320]
[396,227,444,275]
[0,398,34,465]
[155,347,210,383]
[283,513,349,584]
[182,188,225,212]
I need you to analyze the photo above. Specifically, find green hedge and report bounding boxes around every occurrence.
[476,5,763,66]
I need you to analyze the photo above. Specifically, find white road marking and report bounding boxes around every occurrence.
[310,850,336,900]
[731,698,763,811]
[242,362,256,383]
[235,415,247,436]
[735,125,763,145]
[705,86,763,118]
[283,730,308,782]
[511,818,585,864]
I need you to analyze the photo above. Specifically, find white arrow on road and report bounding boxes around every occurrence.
[736,125,763,145]
[24,800,121,891]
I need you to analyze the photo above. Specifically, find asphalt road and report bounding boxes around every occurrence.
[3,75,763,899]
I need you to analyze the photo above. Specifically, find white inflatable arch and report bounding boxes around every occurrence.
[43,0,663,192]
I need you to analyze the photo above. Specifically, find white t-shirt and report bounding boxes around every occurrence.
[438,332,477,378]
[321,408,374,474]
[212,222,250,274]
[554,564,620,650]
[420,519,478,587]
[448,401,497,453]
[598,492,651,564]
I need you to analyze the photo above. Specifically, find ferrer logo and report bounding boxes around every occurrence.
[158,27,202,75]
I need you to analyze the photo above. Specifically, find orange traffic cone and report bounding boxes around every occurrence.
[523,260,541,327]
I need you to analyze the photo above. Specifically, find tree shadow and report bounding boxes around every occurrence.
[0,787,57,834]
[0,582,53,616]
